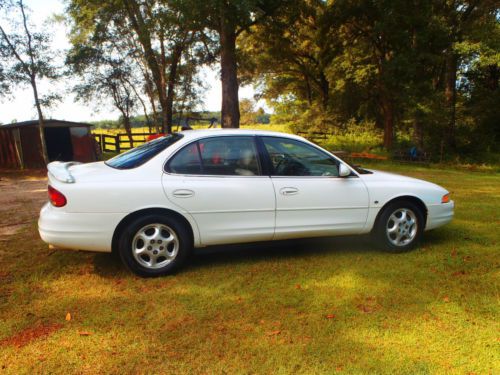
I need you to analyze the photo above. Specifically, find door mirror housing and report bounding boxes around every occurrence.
[339,163,351,177]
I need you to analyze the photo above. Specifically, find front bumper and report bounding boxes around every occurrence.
[425,201,454,230]
[38,203,124,252]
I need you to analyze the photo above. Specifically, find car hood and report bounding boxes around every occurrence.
[359,169,448,192]
[359,169,422,182]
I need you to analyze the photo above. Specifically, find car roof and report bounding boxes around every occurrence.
[177,128,307,142]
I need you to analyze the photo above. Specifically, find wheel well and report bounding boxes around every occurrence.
[111,208,194,254]
[372,196,428,232]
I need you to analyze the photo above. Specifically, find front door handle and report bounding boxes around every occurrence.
[280,187,299,196]
[172,189,194,198]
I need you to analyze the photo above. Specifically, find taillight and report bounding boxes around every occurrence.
[48,185,67,207]
[441,193,450,204]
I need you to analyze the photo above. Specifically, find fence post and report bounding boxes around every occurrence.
[99,134,104,152]
[115,135,120,153]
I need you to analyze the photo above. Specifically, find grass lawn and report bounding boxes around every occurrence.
[0,162,498,374]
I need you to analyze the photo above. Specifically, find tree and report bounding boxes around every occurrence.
[242,0,484,150]
[68,44,138,143]
[0,0,59,164]
[239,1,335,130]
[435,0,499,152]
[172,0,285,128]
[67,0,202,134]
[239,98,255,125]
[0,55,9,95]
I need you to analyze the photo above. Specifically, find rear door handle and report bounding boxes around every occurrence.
[280,187,299,196]
[172,189,194,198]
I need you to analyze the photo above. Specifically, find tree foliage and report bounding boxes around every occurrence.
[240,0,500,159]
[0,0,60,164]
[67,0,207,133]
[53,0,500,160]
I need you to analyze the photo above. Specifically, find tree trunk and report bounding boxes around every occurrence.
[444,51,457,151]
[413,111,424,150]
[487,64,499,91]
[30,76,49,164]
[144,77,160,134]
[166,44,183,131]
[319,71,329,111]
[219,16,240,128]
[381,96,394,149]
[155,66,168,134]
[123,115,133,148]
[126,77,150,132]
[123,0,168,133]
[304,75,312,106]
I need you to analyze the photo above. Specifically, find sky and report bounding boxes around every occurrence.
[0,0,258,124]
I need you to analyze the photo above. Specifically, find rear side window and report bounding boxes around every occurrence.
[166,136,261,176]
[167,142,202,174]
[106,134,183,169]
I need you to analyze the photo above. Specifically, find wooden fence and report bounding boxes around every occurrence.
[94,130,331,153]
[93,132,155,153]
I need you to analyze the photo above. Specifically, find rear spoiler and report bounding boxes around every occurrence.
[47,161,81,183]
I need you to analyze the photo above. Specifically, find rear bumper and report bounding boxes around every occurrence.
[38,203,123,252]
[425,201,454,230]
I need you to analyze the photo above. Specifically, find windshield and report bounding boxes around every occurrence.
[105,133,183,169]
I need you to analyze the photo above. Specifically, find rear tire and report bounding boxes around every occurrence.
[374,200,424,253]
[118,214,192,277]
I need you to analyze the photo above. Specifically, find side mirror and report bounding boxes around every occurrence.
[339,163,351,177]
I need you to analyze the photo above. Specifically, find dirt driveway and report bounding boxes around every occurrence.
[0,169,47,241]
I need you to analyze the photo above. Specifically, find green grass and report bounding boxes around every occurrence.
[0,163,499,374]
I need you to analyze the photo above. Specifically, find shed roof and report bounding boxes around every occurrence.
[0,119,94,129]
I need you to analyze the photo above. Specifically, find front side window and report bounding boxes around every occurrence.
[262,137,339,176]
[106,133,183,169]
[166,136,261,176]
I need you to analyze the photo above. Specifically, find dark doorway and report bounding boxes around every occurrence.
[44,127,74,161]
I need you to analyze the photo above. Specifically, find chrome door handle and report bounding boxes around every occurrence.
[172,189,194,198]
[280,187,299,196]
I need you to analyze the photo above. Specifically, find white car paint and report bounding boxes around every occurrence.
[38,129,454,252]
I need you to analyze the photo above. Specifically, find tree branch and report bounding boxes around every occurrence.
[0,23,31,77]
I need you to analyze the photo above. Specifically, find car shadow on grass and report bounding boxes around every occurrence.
[188,235,372,270]
[91,235,374,278]
[91,230,454,277]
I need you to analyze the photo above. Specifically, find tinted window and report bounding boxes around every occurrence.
[167,142,202,174]
[106,134,183,169]
[199,137,260,176]
[262,137,339,176]
[166,136,261,176]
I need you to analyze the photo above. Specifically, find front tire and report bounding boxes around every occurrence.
[374,201,424,253]
[118,214,192,277]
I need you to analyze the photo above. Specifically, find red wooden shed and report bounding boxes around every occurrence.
[0,119,97,169]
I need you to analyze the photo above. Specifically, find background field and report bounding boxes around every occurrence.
[0,162,498,374]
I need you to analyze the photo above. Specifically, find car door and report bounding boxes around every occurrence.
[162,135,276,245]
[260,136,369,240]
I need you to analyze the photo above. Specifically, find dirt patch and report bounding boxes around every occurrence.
[356,296,383,314]
[0,223,28,239]
[0,172,47,233]
[0,323,63,348]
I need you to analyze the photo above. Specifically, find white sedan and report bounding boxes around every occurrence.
[39,129,454,276]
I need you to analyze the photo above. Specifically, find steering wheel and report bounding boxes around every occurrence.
[275,155,310,176]
[274,155,288,174]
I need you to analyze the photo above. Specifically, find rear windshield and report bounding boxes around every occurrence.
[105,133,183,169]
